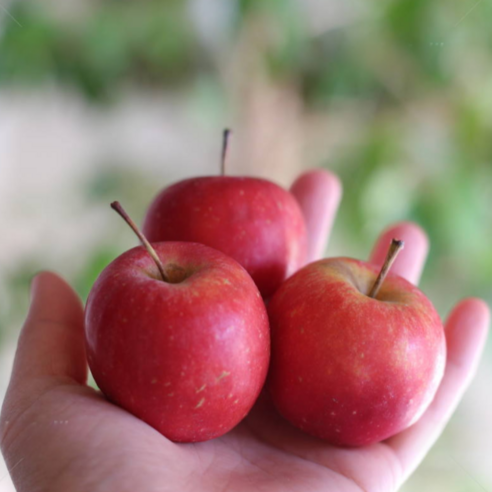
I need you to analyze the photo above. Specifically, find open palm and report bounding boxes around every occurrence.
[1,171,489,492]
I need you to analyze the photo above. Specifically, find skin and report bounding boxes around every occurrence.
[142,177,307,298]
[85,242,270,443]
[268,258,446,446]
[0,169,489,492]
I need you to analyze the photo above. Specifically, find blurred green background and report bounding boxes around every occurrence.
[1,0,491,490]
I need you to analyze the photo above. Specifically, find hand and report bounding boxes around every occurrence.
[1,170,489,492]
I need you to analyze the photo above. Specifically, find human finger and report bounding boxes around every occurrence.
[290,169,342,263]
[385,298,489,485]
[369,222,429,285]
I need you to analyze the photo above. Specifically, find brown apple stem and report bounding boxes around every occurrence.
[368,238,405,299]
[221,128,232,176]
[110,201,169,283]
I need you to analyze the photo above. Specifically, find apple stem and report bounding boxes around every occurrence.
[368,238,405,299]
[221,128,232,176]
[110,201,170,283]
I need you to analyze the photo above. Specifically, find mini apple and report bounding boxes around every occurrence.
[142,130,307,298]
[267,239,446,447]
[85,202,270,443]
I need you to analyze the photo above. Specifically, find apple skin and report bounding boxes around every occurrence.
[142,177,307,298]
[267,257,446,447]
[85,242,270,443]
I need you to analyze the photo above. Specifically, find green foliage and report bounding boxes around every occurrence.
[301,31,392,106]
[0,4,59,83]
[384,0,432,57]
[0,0,202,100]
[237,0,309,78]
[334,127,400,242]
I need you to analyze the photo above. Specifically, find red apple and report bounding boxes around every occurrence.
[142,176,307,298]
[85,203,270,443]
[142,133,307,298]
[267,241,446,446]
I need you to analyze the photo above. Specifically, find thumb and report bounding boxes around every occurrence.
[11,271,87,385]
[1,273,89,489]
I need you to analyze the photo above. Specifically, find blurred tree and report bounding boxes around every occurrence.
[0,0,206,100]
